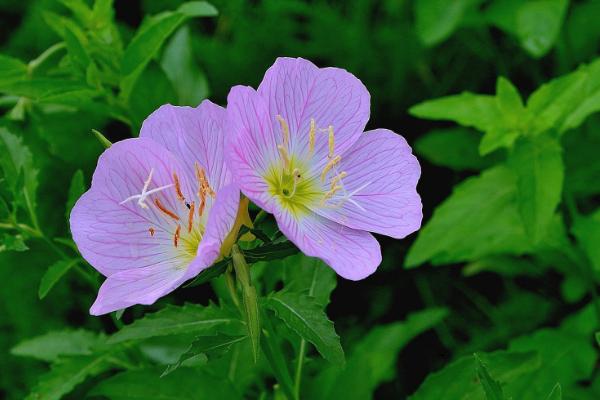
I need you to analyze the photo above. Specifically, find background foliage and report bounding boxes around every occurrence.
[1,0,599,399]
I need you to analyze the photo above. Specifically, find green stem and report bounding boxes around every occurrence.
[261,311,297,400]
[293,339,307,398]
[225,265,241,310]
[254,210,267,225]
[28,42,66,75]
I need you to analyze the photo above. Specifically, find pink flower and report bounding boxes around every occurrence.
[70,101,240,315]
[226,57,422,280]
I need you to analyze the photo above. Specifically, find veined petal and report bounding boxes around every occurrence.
[184,184,240,280]
[90,264,187,315]
[70,138,194,277]
[313,129,422,239]
[258,57,370,166]
[140,100,232,190]
[274,208,381,280]
[226,85,280,213]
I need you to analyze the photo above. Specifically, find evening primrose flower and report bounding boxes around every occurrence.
[70,101,240,315]
[226,57,422,280]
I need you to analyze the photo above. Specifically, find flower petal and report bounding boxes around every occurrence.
[226,85,280,213]
[184,184,240,279]
[274,208,381,280]
[313,129,422,239]
[90,264,187,315]
[140,100,231,190]
[258,57,370,164]
[70,138,194,276]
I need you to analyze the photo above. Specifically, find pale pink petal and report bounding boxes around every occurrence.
[274,208,381,280]
[226,85,280,213]
[90,264,187,315]
[70,138,194,276]
[257,57,370,166]
[184,184,240,279]
[313,129,422,238]
[140,100,231,190]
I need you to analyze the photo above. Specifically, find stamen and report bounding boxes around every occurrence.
[322,185,342,204]
[277,144,291,170]
[195,163,216,199]
[154,198,179,221]
[173,225,181,247]
[321,155,341,182]
[276,115,290,147]
[330,171,347,189]
[173,173,184,202]
[187,201,195,233]
[309,118,316,154]
[149,227,155,236]
[328,125,335,158]
[199,195,206,217]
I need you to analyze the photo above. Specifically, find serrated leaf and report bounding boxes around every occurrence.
[476,354,507,400]
[409,350,540,400]
[66,170,85,220]
[11,329,104,362]
[25,353,113,400]
[312,308,448,400]
[109,303,244,343]
[38,258,79,299]
[508,135,564,244]
[89,367,240,400]
[406,166,530,268]
[414,0,470,46]
[162,334,247,376]
[119,1,218,101]
[265,290,344,365]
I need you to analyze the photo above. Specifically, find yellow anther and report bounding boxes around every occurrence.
[278,144,291,170]
[321,155,341,182]
[322,185,342,204]
[309,118,316,154]
[276,115,290,147]
[328,125,335,158]
[330,171,347,190]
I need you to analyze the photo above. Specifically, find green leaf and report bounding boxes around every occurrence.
[11,329,104,362]
[507,135,564,244]
[161,26,210,105]
[406,166,530,268]
[573,208,600,272]
[281,254,337,306]
[162,334,247,376]
[414,0,470,46]
[108,303,244,343]
[414,128,498,171]
[265,290,344,365]
[25,353,113,400]
[409,350,540,400]
[119,1,218,101]
[89,368,241,400]
[65,170,84,220]
[312,308,448,400]
[476,354,507,400]
[38,258,79,299]
[506,328,597,399]
[0,54,28,86]
[0,78,97,104]
[545,383,562,400]
[0,234,29,252]
[516,0,568,58]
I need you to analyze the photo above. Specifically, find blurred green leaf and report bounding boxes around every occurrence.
[128,62,177,129]
[312,308,448,400]
[109,303,244,343]
[65,170,84,220]
[546,383,562,400]
[161,25,209,105]
[516,0,568,57]
[414,128,498,171]
[0,234,29,252]
[414,0,470,46]
[406,166,530,267]
[573,208,600,272]
[508,135,564,244]
[38,258,79,299]
[476,354,507,400]
[89,367,241,400]
[281,254,336,306]
[11,329,104,362]
[265,290,344,365]
[162,334,247,376]
[409,350,540,400]
[120,1,218,101]
[0,54,28,85]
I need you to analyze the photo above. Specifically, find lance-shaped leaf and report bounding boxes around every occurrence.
[38,258,80,299]
[11,329,104,362]
[476,354,508,400]
[265,290,344,365]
